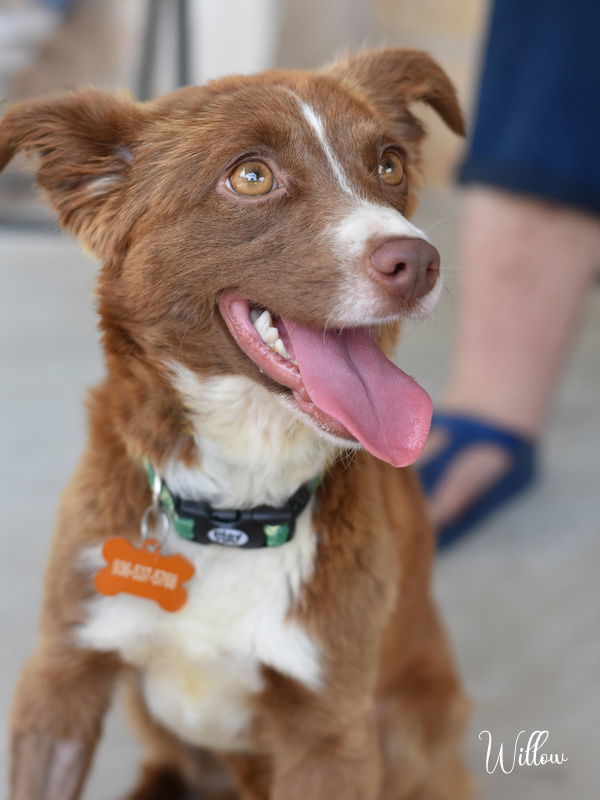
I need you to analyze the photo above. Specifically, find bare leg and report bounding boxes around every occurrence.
[425,186,600,527]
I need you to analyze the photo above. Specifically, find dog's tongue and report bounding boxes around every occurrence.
[284,321,432,467]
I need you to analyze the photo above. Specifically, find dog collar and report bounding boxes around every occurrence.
[142,461,320,548]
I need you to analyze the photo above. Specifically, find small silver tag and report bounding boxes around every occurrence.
[207,528,250,547]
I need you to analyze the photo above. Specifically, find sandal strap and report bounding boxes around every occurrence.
[418,412,536,496]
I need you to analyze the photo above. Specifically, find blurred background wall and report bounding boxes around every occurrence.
[0,0,486,191]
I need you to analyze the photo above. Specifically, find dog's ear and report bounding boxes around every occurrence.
[328,48,465,141]
[0,89,147,258]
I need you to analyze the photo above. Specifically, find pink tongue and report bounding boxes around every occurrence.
[284,321,432,467]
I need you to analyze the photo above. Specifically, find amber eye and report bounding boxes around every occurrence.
[228,160,274,196]
[378,150,405,185]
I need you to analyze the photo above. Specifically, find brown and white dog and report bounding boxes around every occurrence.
[1,49,471,800]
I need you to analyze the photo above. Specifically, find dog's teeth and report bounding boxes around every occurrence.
[257,310,272,328]
[273,338,289,359]
[251,309,291,359]
[254,310,272,338]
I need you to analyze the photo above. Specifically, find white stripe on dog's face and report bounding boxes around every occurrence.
[293,93,441,326]
[294,96,427,248]
[298,100,358,198]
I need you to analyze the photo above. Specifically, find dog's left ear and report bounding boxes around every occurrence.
[0,89,148,258]
[328,48,465,141]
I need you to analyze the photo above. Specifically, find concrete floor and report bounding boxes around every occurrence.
[1,192,599,799]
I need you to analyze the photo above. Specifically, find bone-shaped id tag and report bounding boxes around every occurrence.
[95,536,195,612]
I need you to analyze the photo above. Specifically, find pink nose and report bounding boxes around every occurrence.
[368,237,440,302]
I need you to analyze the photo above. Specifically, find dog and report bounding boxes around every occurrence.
[1,48,471,800]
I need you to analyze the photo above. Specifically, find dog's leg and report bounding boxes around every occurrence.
[257,670,381,800]
[217,752,272,800]
[9,642,119,800]
[377,602,473,800]
[269,719,380,800]
[377,693,472,800]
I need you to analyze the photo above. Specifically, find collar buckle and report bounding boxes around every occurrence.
[143,460,320,549]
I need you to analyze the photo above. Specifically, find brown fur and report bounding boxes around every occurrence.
[2,49,471,799]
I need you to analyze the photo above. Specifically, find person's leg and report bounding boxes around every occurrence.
[425,186,600,529]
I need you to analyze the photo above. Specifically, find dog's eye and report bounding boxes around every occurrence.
[228,161,274,196]
[378,150,405,185]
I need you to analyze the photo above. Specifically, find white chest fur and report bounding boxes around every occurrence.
[78,369,335,751]
[78,503,320,750]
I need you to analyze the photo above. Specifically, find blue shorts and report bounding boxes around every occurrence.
[458,0,600,214]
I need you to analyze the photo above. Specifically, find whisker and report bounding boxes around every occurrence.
[423,212,463,235]
[441,284,457,308]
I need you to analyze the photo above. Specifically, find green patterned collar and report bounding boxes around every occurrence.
[142,461,320,549]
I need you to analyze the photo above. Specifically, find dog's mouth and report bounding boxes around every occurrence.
[218,294,432,467]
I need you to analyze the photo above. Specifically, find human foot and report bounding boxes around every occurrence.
[417,413,537,548]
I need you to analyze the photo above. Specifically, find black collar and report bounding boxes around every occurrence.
[144,461,320,549]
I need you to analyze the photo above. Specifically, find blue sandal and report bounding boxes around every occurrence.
[417,413,538,549]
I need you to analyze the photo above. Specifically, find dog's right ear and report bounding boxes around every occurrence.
[328,48,465,142]
[0,89,147,258]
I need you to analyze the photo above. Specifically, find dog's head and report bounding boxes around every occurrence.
[0,49,463,468]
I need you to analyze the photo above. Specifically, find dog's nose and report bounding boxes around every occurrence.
[368,238,440,301]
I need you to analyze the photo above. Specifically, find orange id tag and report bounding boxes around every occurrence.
[94,537,195,612]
